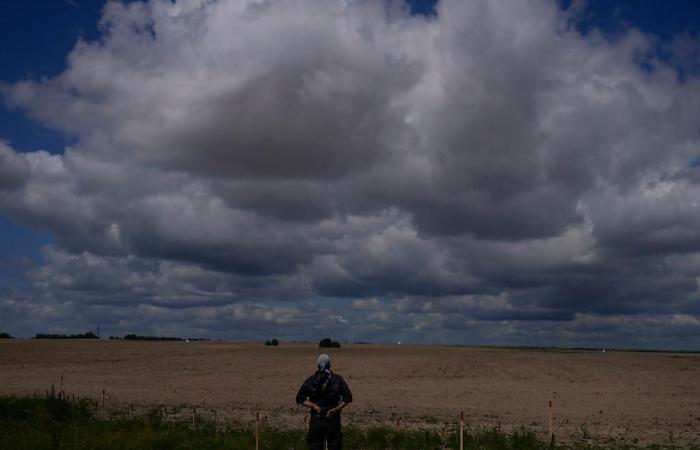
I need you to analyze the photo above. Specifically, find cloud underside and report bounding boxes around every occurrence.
[1,0,700,346]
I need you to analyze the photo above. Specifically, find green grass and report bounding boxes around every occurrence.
[0,393,441,450]
[0,394,697,450]
[444,426,700,450]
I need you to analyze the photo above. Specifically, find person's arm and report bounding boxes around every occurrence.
[301,399,322,414]
[326,400,346,416]
[296,379,312,406]
[327,376,352,416]
[296,378,322,413]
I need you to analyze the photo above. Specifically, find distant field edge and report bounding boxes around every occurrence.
[1,339,699,354]
[442,344,700,354]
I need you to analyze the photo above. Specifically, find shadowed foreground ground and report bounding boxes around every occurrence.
[1,340,698,446]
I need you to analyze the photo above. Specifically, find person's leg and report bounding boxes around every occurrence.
[326,416,343,450]
[307,416,325,450]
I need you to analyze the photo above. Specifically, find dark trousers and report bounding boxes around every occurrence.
[307,414,342,450]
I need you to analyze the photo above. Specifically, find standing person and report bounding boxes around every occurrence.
[296,353,353,450]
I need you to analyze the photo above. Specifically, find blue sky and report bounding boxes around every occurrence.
[562,0,700,39]
[1,1,699,347]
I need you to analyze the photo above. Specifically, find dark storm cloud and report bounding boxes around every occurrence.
[217,179,336,223]
[310,219,479,297]
[586,182,700,257]
[0,142,29,190]
[1,0,700,346]
[157,60,416,181]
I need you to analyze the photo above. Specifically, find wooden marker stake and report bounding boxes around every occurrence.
[460,410,464,450]
[102,389,106,414]
[255,412,260,450]
[548,400,553,443]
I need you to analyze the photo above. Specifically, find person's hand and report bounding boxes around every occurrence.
[314,405,322,415]
[326,407,337,417]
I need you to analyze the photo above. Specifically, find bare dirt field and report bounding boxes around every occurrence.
[1,340,698,446]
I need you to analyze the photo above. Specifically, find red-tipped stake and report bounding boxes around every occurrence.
[460,411,464,450]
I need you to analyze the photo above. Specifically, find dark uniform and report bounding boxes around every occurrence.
[296,369,353,450]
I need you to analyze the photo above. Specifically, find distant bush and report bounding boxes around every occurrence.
[34,332,98,340]
[319,338,341,348]
[265,338,279,346]
[0,332,13,339]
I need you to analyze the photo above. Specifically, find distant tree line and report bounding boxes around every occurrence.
[109,334,209,341]
[34,332,98,340]
[265,338,279,346]
[124,334,183,341]
[0,332,13,339]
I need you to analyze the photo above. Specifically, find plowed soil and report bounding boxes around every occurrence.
[1,340,698,446]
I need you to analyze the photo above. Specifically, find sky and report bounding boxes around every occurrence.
[1,0,699,349]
